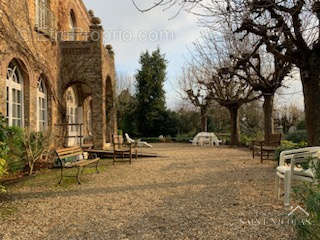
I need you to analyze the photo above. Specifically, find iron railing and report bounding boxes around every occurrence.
[55,123,84,147]
[59,31,90,41]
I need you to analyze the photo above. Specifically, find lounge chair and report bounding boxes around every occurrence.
[125,133,152,148]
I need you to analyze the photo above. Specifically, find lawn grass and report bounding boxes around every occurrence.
[4,159,114,190]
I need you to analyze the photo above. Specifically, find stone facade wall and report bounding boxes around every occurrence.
[0,0,117,148]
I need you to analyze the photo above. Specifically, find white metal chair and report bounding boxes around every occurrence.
[276,147,320,206]
[125,133,152,148]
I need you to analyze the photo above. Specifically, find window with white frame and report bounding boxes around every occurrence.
[37,77,48,131]
[35,0,55,37]
[6,62,24,127]
[36,0,48,26]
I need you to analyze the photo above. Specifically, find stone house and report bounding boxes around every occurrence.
[0,0,117,149]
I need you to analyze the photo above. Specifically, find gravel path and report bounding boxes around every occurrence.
[0,144,294,239]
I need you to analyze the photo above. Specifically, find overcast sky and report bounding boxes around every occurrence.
[83,0,304,110]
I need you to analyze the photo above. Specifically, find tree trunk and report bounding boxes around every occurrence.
[29,162,34,176]
[228,105,240,146]
[200,107,208,132]
[263,94,274,143]
[200,115,208,132]
[301,68,320,146]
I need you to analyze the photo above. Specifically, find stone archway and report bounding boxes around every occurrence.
[83,96,93,144]
[59,81,93,147]
[64,86,81,146]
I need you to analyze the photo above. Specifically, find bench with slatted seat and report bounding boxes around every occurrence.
[55,146,100,184]
[252,133,282,163]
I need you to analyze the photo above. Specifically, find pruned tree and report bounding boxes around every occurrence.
[131,0,315,145]
[180,66,213,132]
[275,104,304,134]
[229,0,320,145]
[232,42,293,142]
[191,33,261,145]
[240,100,264,137]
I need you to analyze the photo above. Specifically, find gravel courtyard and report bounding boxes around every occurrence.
[0,144,294,240]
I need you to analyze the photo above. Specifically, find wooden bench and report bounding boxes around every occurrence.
[55,146,100,184]
[252,133,282,163]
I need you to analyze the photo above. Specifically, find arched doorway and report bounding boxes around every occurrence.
[82,96,93,144]
[65,86,82,146]
[105,76,114,143]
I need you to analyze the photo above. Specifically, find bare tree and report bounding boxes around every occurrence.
[275,104,304,134]
[180,66,212,132]
[116,72,136,96]
[232,42,293,142]
[132,0,203,14]
[191,33,261,145]
[229,0,320,145]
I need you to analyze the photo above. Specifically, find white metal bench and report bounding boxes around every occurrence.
[276,147,320,206]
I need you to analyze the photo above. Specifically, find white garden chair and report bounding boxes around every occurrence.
[125,133,152,148]
[276,147,320,206]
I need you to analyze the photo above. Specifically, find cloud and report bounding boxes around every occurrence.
[83,0,305,110]
[83,0,201,107]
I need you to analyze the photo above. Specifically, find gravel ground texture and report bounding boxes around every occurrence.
[0,143,295,240]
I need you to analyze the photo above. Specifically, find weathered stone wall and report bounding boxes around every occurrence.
[0,0,117,148]
[102,47,117,143]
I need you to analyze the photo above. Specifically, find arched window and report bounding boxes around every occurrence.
[69,10,77,40]
[6,61,24,127]
[37,77,48,131]
[35,0,52,33]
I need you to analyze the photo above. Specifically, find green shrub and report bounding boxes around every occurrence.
[285,130,308,143]
[0,140,8,193]
[0,116,9,192]
[239,132,264,147]
[0,115,25,174]
[0,157,7,193]
[240,135,255,147]
[274,140,308,162]
[296,120,306,130]
[5,127,25,173]
[21,129,52,175]
[292,160,320,239]
[140,137,161,143]
[175,133,193,143]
